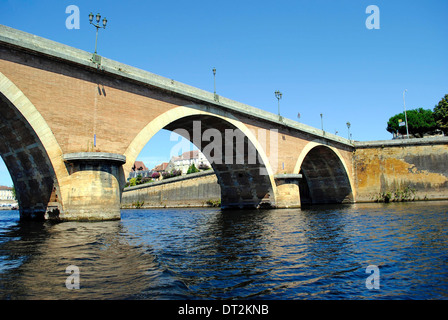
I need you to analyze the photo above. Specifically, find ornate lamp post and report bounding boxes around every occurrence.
[275,90,282,117]
[320,113,324,132]
[89,12,108,63]
[403,89,410,139]
[213,68,218,101]
[346,121,351,140]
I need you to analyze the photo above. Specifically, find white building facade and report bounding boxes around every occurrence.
[166,150,212,175]
[0,186,14,202]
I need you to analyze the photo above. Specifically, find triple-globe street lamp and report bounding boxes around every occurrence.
[89,12,108,63]
[275,90,282,117]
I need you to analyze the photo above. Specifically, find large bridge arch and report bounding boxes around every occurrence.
[0,72,67,219]
[294,142,354,205]
[124,105,278,209]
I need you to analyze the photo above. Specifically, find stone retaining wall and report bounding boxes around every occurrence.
[353,137,448,202]
[121,171,221,209]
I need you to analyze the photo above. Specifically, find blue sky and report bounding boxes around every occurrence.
[0,0,447,186]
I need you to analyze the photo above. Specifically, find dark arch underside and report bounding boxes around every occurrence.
[0,92,61,219]
[299,146,353,205]
[164,115,275,209]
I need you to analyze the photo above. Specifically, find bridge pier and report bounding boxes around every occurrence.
[274,174,302,208]
[60,153,126,221]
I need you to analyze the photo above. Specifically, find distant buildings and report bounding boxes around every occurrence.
[153,162,169,173]
[166,150,211,175]
[0,186,16,208]
[128,161,153,180]
[127,150,212,182]
[132,161,148,171]
[0,186,14,201]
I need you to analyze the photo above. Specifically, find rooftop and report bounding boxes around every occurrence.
[132,161,148,172]
[171,150,200,161]
[153,162,169,172]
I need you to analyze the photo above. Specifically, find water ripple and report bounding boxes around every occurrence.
[0,202,448,299]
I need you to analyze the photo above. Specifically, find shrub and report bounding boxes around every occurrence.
[172,169,182,177]
[151,172,160,179]
[206,199,221,207]
[141,177,152,184]
[162,169,182,179]
[373,186,416,203]
[198,163,210,170]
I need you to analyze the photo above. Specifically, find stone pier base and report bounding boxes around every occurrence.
[274,174,302,208]
[59,153,126,221]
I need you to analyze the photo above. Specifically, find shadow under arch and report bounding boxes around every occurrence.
[294,143,354,205]
[0,72,65,220]
[124,105,278,209]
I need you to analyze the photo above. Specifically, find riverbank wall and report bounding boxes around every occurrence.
[353,137,448,203]
[121,171,221,209]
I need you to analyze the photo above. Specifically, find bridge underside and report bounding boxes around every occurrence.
[299,146,353,205]
[0,92,62,220]
[164,115,275,209]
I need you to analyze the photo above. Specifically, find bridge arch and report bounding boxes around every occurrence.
[124,105,278,209]
[0,72,67,219]
[294,142,354,205]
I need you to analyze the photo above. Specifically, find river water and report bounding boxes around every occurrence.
[0,201,447,300]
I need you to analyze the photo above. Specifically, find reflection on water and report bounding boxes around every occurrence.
[0,216,186,299]
[1,201,448,299]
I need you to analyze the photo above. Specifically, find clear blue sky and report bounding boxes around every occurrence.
[1,0,447,186]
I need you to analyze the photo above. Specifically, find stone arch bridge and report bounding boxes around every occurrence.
[0,25,356,221]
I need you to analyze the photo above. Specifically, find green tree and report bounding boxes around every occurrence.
[386,108,437,138]
[129,177,137,186]
[186,163,199,174]
[433,94,448,135]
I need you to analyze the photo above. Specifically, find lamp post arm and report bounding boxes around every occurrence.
[90,22,106,29]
